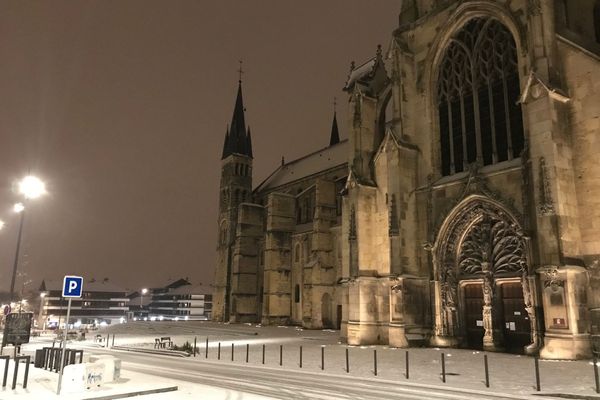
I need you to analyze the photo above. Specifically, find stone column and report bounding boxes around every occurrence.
[262,193,295,325]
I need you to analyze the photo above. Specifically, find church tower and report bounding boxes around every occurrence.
[213,79,254,322]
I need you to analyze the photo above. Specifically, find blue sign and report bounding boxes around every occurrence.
[62,276,84,298]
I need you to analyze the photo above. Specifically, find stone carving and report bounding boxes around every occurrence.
[389,194,399,236]
[458,217,526,276]
[543,266,564,289]
[527,0,542,17]
[538,157,555,216]
[521,270,540,354]
[349,206,357,240]
[433,196,530,348]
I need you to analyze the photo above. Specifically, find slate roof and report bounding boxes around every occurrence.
[40,279,127,294]
[255,139,349,193]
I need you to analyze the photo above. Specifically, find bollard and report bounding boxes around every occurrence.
[262,344,265,364]
[345,348,349,373]
[246,344,249,363]
[112,334,115,347]
[106,334,110,348]
[299,346,303,368]
[484,354,490,388]
[405,351,409,379]
[534,356,541,391]
[205,337,209,359]
[231,343,235,361]
[279,345,283,366]
[218,342,221,360]
[373,350,378,376]
[193,337,197,357]
[1,355,9,388]
[441,353,446,383]
[321,346,325,370]
[594,357,599,394]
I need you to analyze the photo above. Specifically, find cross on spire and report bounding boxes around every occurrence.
[238,60,244,83]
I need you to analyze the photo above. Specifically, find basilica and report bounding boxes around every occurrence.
[214,0,600,360]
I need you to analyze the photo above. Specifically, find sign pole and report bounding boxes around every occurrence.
[56,297,72,395]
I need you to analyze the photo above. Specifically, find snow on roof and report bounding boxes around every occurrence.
[42,279,127,293]
[255,140,349,193]
[167,284,210,296]
[344,57,376,91]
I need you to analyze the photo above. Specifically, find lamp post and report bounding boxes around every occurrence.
[9,175,46,302]
[140,288,148,318]
[38,292,47,330]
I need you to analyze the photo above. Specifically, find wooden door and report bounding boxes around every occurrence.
[501,282,531,354]
[463,283,484,349]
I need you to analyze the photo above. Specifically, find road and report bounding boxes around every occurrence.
[87,346,551,400]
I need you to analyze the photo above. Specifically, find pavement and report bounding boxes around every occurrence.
[2,321,599,399]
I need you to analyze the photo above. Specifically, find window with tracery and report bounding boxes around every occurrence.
[437,18,525,176]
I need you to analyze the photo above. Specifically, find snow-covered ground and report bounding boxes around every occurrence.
[3,321,599,399]
[92,321,599,397]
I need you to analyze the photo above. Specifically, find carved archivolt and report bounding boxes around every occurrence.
[435,195,527,308]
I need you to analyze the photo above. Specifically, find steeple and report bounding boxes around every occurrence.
[329,98,340,146]
[221,77,253,159]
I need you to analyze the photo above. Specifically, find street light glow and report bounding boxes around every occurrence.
[13,203,25,213]
[18,175,46,199]
[141,288,148,295]
[0,220,4,230]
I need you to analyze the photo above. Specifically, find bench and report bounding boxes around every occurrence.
[154,337,173,349]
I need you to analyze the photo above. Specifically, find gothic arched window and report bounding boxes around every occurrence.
[437,18,525,176]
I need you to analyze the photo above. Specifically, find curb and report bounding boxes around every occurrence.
[110,346,190,357]
[81,385,178,400]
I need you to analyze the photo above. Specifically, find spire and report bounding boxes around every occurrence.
[221,68,253,159]
[329,98,340,146]
[246,126,253,158]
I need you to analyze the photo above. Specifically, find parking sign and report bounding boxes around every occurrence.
[62,275,84,298]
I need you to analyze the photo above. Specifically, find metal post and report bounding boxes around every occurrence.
[405,351,409,379]
[299,346,303,368]
[321,346,324,370]
[106,334,109,348]
[11,357,19,390]
[441,353,446,383]
[56,297,72,395]
[374,349,377,376]
[193,337,197,357]
[594,357,599,394]
[534,356,541,391]
[345,348,349,373]
[111,334,115,347]
[279,345,283,366]
[1,356,9,388]
[231,343,234,361]
[205,337,209,358]
[484,354,490,388]
[262,344,265,364]
[22,356,30,389]
[246,344,249,363]
[9,210,25,301]
[218,342,221,360]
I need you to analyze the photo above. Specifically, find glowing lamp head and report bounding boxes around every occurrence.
[141,288,148,295]
[13,203,25,213]
[18,176,46,199]
[0,220,4,230]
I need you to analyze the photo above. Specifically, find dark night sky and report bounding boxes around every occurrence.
[0,1,400,293]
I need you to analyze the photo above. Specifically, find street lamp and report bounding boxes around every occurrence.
[9,175,46,302]
[39,292,47,330]
[140,288,148,315]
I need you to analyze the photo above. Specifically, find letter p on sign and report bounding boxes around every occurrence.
[62,276,84,298]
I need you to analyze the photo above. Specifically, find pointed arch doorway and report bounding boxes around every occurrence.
[432,195,539,354]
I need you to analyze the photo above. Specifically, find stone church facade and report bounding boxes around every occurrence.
[214,0,600,360]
